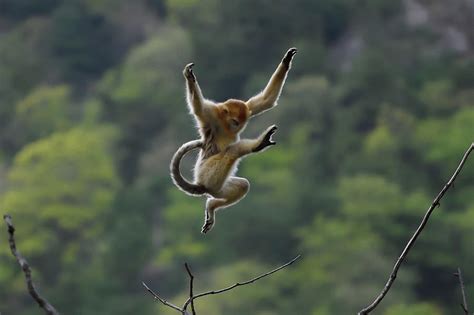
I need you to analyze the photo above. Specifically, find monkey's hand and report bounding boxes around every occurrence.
[253,125,277,153]
[282,47,297,67]
[183,63,196,82]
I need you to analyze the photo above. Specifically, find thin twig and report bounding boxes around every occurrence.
[185,263,197,315]
[358,143,474,314]
[142,281,183,313]
[182,255,301,310]
[3,215,60,315]
[144,255,300,314]
[454,267,469,314]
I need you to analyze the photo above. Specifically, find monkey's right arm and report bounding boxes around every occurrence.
[183,63,215,122]
[229,125,278,157]
[246,48,297,117]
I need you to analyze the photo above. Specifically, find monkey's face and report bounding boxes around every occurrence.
[220,100,250,134]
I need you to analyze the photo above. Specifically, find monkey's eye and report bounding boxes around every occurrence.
[222,108,229,115]
[230,119,239,128]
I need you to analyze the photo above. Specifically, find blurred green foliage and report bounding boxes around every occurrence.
[0,0,473,314]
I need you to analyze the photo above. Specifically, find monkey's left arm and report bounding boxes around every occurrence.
[229,125,278,157]
[246,48,297,117]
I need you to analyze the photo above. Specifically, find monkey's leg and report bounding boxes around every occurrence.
[202,177,250,234]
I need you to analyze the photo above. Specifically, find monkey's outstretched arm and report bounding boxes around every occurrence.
[246,48,297,117]
[229,125,278,157]
[183,63,215,122]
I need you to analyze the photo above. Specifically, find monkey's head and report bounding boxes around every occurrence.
[219,100,250,134]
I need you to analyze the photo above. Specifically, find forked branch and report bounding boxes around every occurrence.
[143,255,301,314]
[3,214,60,315]
[185,263,197,315]
[358,143,474,314]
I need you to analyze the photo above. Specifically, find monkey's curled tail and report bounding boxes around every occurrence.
[170,139,207,196]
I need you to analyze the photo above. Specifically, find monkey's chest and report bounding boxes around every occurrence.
[201,126,237,160]
[196,153,239,192]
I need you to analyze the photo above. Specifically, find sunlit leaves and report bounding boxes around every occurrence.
[1,127,120,255]
[14,85,73,143]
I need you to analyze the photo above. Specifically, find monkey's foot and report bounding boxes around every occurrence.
[254,125,278,152]
[201,219,215,234]
[183,63,196,82]
[283,47,297,66]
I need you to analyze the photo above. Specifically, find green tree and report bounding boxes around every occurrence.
[362,106,427,188]
[417,107,474,180]
[384,302,442,315]
[98,25,193,181]
[49,0,121,81]
[0,19,50,155]
[338,174,430,248]
[0,126,120,312]
[12,85,73,146]
[169,0,357,99]
[0,0,59,19]
[296,216,416,314]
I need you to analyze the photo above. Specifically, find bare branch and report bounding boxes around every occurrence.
[358,143,474,314]
[185,263,197,315]
[182,255,301,310]
[144,255,300,314]
[142,281,184,313]
[3,214,60,315]
[454,267,469,315]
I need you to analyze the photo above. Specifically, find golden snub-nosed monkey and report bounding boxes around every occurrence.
[170,48,297,233]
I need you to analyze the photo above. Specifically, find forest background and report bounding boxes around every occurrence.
[0,0,473,314]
